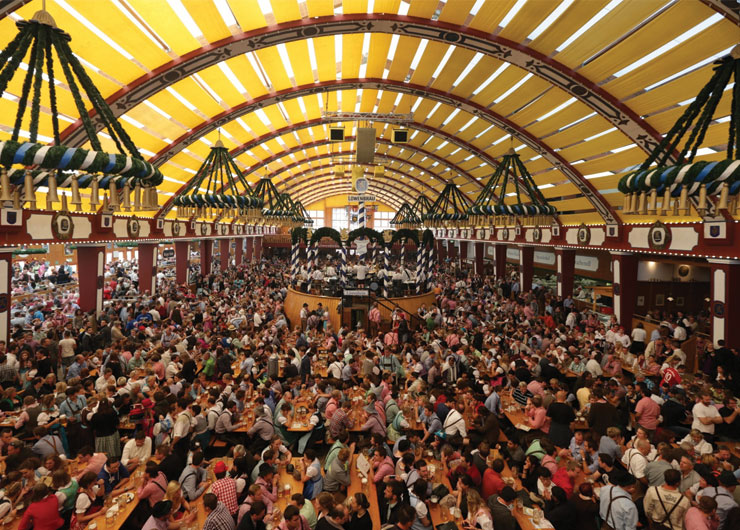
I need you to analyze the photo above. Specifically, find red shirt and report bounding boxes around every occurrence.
[19,494,64,530]
[553,467,574,498]
[661,367,681,388]
[481,469,505,499]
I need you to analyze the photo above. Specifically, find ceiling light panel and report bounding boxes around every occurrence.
[312,35,336,82]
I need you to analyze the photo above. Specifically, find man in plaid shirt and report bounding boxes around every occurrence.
[202,493,235,530]
[210,461,239,516]
[328,400,355,440]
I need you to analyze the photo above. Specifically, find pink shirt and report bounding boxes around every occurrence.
[683,507,713,530]
[635,396,661,430]
[76,452,107,479]
[528,407,550,433]
[526,380,545,397]
[137,472,168,507]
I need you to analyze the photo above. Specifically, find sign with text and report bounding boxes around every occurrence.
[343,289,369,296]
[348,194,376,202]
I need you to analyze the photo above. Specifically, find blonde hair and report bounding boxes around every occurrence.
[466,489,487,515]
[165,481,183,510]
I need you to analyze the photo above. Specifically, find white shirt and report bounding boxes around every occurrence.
[443,409,467,438]
[586,358,603,377]
[622,448,650,479]
[355,265,368,280]
[172,411,192,440]
[631,328,647,342]
[121,437,152,466]
[692,402,721,434]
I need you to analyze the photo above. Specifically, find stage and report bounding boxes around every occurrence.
[284,287,436,333]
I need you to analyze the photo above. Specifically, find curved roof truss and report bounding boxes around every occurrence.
[148,79,616,223]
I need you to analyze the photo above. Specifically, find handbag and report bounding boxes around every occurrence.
[431,483,450,499]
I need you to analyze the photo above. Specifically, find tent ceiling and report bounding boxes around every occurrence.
[0,0,736,225]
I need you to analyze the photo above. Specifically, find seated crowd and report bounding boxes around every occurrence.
[0,252,737,530]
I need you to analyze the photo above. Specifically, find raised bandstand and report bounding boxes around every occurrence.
[284,287,436,332]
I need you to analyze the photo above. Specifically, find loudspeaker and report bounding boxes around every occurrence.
[356,127,376,164]
[330,128,345,141]
[392,129,408,143]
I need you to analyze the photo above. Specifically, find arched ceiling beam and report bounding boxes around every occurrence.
[291,175,408,210]
[156,117,491,217]
[232,139,469,198]
[290,173,406,210]
[271,158,434,200]
[699,0,740,23]
[0,1,31,19]
[59,14,668,174]
[291,173,419,205]
[146,79,608,221]
[271,160,434,199]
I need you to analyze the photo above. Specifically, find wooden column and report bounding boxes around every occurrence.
[556,247,576,299]
[0,249,16,345]
[138,243,157,295]
[494,244,506,280]
[219,239,230,271]
[474,242,485,276]
[200,240,212,276]
[519,245,534,292]
[709,259,740,348]
[76,245,106,315]
[612,252,638,331]
[234,238,243,266]
[174,240,189,285]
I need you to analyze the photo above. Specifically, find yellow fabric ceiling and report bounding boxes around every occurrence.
[0,0,736,225]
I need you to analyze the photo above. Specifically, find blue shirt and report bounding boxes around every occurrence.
[485,391,500,415]
[98,464,130,494]
[66,361,87,381]
[599,485,637,530]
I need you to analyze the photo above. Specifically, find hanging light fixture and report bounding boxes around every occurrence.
[0,6,163,211]
[468,148,557,227]
[252,178,293,226]
[390,202,421,229]
[424,183,471,227]
[619,45,740,217]
[172,139,262,220]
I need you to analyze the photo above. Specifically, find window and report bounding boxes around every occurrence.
[331,207,361,231]
[374,210,394,231]
[331,208,349,231]
[306,210,325,228]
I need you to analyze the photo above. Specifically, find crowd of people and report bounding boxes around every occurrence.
[0,246,737,530]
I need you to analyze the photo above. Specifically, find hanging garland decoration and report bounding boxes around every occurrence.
[411,194,435,222]
[347,227,385,248]
[291,227,308,245]
[173,140,262,220]
[309,226,343,247]
[421,228,435,248]
[618,46,740,216]
[253,178,293,225]
[391,228,420,247]
[424,183,471,227]
[468,148,557,227]
[292,200,313,227]
[0,11,163,206]
[390,202,421,229]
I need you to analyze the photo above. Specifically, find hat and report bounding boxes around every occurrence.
[364,403,377,414]
[214,461,228,474]
[141,398,154,409]
[152,500,173,518]
[719,470,738,487]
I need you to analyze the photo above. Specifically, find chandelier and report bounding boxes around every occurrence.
[0,8,163,211]
[172,140,262,220]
